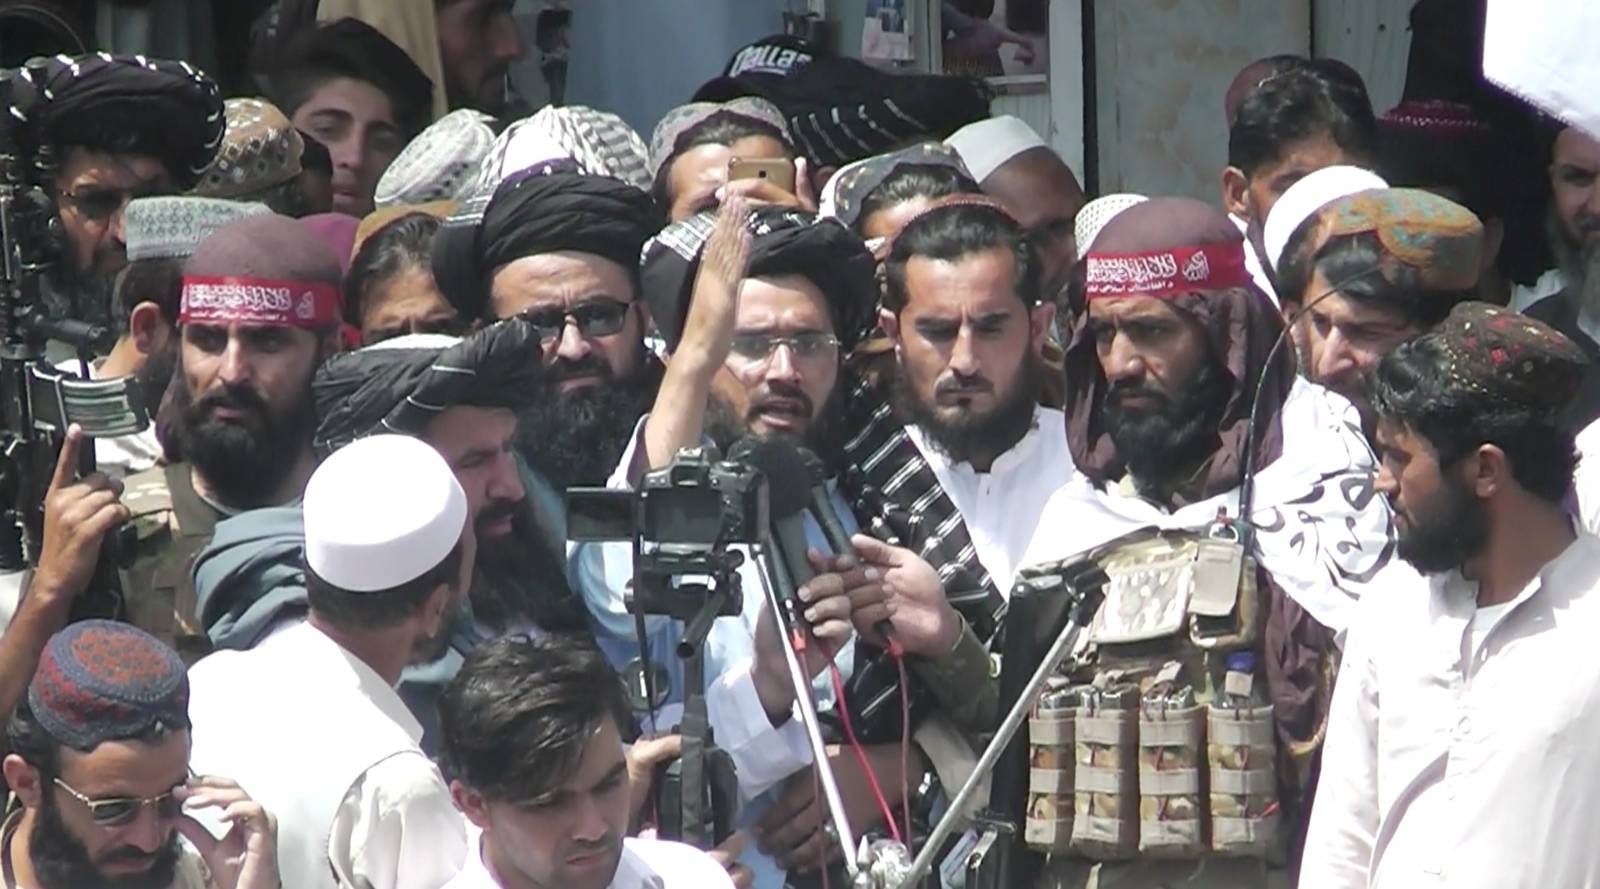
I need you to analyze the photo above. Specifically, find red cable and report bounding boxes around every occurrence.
[826,658,903,845]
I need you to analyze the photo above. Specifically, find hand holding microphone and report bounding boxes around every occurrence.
[822,535,963,659]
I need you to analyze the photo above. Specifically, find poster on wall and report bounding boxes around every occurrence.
[941,0,1049,92]
[863,0,914,63]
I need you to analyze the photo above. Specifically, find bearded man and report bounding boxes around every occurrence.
[1519,125,1600,426]
[1021,198,1408,886]
[1303,304,1600,889]
[118,214,342,661]
[872,196,1073,595]
[0,54,224,332]
[191,320,586,748]
[430,167,664,544]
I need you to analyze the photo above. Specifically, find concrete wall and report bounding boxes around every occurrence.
[1091,0,1312,202]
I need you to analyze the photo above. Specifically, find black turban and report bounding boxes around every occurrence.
[640,206,877,352]
[431,168,662,321]
[312,318,543,456]
[1,53,225,189]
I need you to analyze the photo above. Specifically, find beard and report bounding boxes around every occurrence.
[46,257,116,335]
[1103,359,1231,486]
[174,372,316,508]
[704,377,848,471]
[472,508,582,634]
[1393,470,1491,573]
[1550,209,1600,320]
[892,358,1041,466]
[29,791,181,889]
[516,354,660,491]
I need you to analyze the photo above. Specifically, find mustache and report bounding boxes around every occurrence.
[195,383,270,417]
[97,845,163,866]
[1577,213,1600,237]
[476,499,519,528]
[747,382,814,418]
[1105,382,1169,408]
[548,355,613,385]
[935,373,992,397]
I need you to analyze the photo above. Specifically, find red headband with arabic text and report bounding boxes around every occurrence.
[1083,243,1251,300]
[179,276,341,327]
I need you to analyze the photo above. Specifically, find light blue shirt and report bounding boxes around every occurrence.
[568,418,859,889]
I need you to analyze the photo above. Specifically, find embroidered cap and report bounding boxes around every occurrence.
[26,620,189,751]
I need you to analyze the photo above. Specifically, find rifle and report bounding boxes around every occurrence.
[0,61,149,607]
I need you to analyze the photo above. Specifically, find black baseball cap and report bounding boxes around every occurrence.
[693,34,821,103]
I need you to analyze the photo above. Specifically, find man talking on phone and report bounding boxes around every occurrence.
[3,618,281,889]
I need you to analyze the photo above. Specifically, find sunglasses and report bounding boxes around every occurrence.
[56,182,169,222]
[727,332,840,364]
[54,775,185,827]
[519,299,631,343]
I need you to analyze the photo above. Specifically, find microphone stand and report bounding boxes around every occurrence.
[751,540,862,879]
[894,563,1107,889]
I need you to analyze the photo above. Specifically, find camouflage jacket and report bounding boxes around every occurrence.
[118,463,227,662]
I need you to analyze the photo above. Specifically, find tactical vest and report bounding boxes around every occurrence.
[118,463,223,663]
[1018,525,1283,865]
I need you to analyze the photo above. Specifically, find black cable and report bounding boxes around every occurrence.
[1236,266,1386,549]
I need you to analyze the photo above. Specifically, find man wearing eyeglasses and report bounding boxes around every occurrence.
[1,54,225,329]
[565,200,908,889]
[2,619,280,889]
[431,169,666,504]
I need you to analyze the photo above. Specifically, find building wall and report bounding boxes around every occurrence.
[565,0,791,138]
[1091,0,1311,202]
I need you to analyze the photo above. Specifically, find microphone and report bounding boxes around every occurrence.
[798,447,852,555]
[795,445,902,656]
[727,438,816,634]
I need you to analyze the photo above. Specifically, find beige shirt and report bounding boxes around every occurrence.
[1303,532,1600,888]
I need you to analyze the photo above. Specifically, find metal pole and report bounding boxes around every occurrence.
[752,543,861,876]
[896,584,1104,889]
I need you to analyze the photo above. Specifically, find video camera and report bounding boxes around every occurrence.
[568,445,768,628]
[567,444,770,848]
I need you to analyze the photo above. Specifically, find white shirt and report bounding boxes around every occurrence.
[442,826,734,889]
[188,622,467,889]
[1302,532,1600,889]
[907,405,1076,595]
[1572,417,1600,534]
[1508,267,1565,313]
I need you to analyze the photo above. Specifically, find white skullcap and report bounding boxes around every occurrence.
[945,116,1047,182]
[1262,166,1388,273]
[304,435,467,593]
[1074,194,1149,261]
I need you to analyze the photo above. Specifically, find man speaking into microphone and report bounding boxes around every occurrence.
[570,199,985,887]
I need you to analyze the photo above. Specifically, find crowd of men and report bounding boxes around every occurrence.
[0,3,1598,889]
